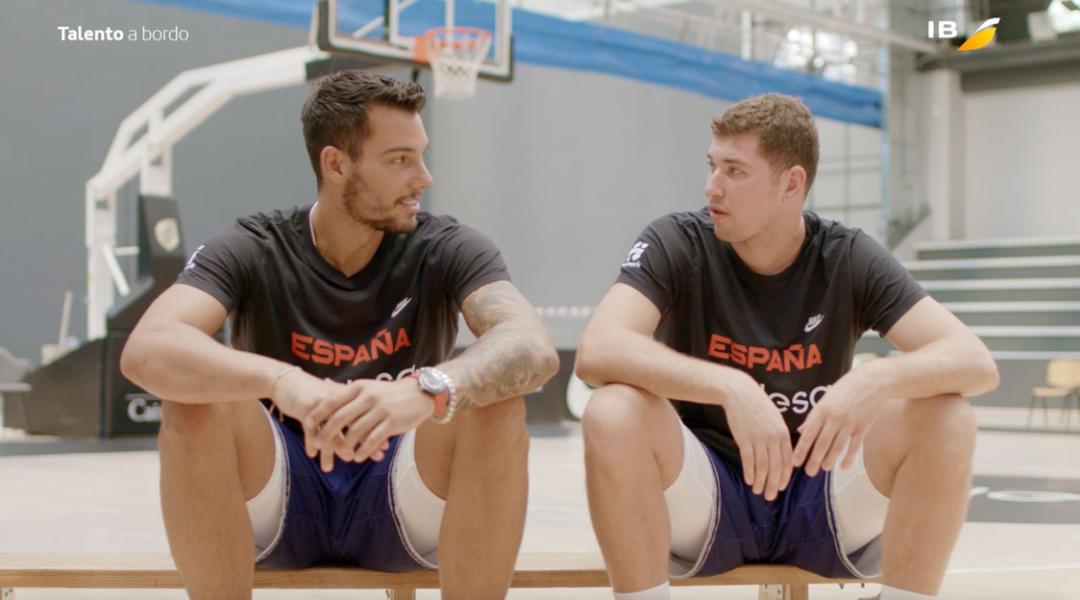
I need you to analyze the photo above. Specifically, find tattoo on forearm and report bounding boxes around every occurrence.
[440,281,557,409]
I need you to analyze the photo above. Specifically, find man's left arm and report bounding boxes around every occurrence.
[437,280,561,409]
[856,296,1000,401]
[310,280,557,464]
[794,296,999,475]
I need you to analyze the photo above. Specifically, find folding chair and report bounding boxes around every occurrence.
[1028,359,1080,429]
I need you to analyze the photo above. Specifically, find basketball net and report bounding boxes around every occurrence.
[415,27,492,99]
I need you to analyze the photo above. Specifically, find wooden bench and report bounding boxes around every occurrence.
[0,553,868,599]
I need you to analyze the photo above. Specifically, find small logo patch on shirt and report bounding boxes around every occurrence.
[621,241,649,269]
[391,297,413,319]
[804,314,824,333]
[183,244,205,272]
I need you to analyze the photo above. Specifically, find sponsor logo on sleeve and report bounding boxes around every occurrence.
[184,244,205,272]
[621,242,649,269]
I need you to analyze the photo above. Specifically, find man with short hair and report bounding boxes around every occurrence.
[575,93,999,600]
[121,70,559,600]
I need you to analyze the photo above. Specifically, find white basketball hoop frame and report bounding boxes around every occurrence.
[314,0,513,87]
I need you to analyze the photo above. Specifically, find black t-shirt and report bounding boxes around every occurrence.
[615,208,926,462]
[176,205,510,434]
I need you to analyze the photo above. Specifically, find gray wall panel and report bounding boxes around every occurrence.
[2,0,884,362]
[0,0,313,361]
[426,64,719,338]
[964,81,1080,239]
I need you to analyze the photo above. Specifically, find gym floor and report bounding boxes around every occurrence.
[1,406,1078,599]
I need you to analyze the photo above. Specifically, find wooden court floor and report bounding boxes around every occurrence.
[1,408,1078,599]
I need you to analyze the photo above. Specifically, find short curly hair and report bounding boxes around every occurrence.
[711,93,819,195]
[301,70,426,186]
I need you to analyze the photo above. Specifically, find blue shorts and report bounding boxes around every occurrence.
[254,419,428,571]
[682,441,879,580]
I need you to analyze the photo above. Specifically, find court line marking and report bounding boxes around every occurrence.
[948,564,1080,574]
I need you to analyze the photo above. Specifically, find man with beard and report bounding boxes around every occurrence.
[121,70,559,600]
[574,94,999,600]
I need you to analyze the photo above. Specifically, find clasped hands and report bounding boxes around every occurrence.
[270,369,435,472]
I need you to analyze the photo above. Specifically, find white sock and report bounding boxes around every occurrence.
[613,581,670,600]
[879,584,939,600]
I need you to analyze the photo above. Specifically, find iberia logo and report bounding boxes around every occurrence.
[958,18,1000,52]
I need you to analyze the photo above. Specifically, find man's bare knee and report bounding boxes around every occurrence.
[458,398,529,463]
[159,401,230,447]
[867,394,977,495]
[582,384,681,485]
[582,384,659,443]
[910,394,976,459]
[417,397,528,499]
[461,396,526,436]
[159,400,275,499]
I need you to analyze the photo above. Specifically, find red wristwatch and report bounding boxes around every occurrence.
[410,369,450,419]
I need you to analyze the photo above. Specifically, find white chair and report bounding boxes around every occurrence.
[1027,359,1080,429]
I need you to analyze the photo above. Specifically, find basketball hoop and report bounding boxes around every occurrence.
[414,26,492,99]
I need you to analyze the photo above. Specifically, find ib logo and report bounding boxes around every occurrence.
[928,17,1000,52]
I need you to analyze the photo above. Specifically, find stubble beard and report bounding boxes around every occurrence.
[342,171,418,235]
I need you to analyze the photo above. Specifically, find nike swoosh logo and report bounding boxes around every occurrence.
[804,314,824,333]
[391,297,412,319]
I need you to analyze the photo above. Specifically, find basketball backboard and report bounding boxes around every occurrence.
[313,0,513,82]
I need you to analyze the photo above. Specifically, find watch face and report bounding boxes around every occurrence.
[419,370,446,393]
